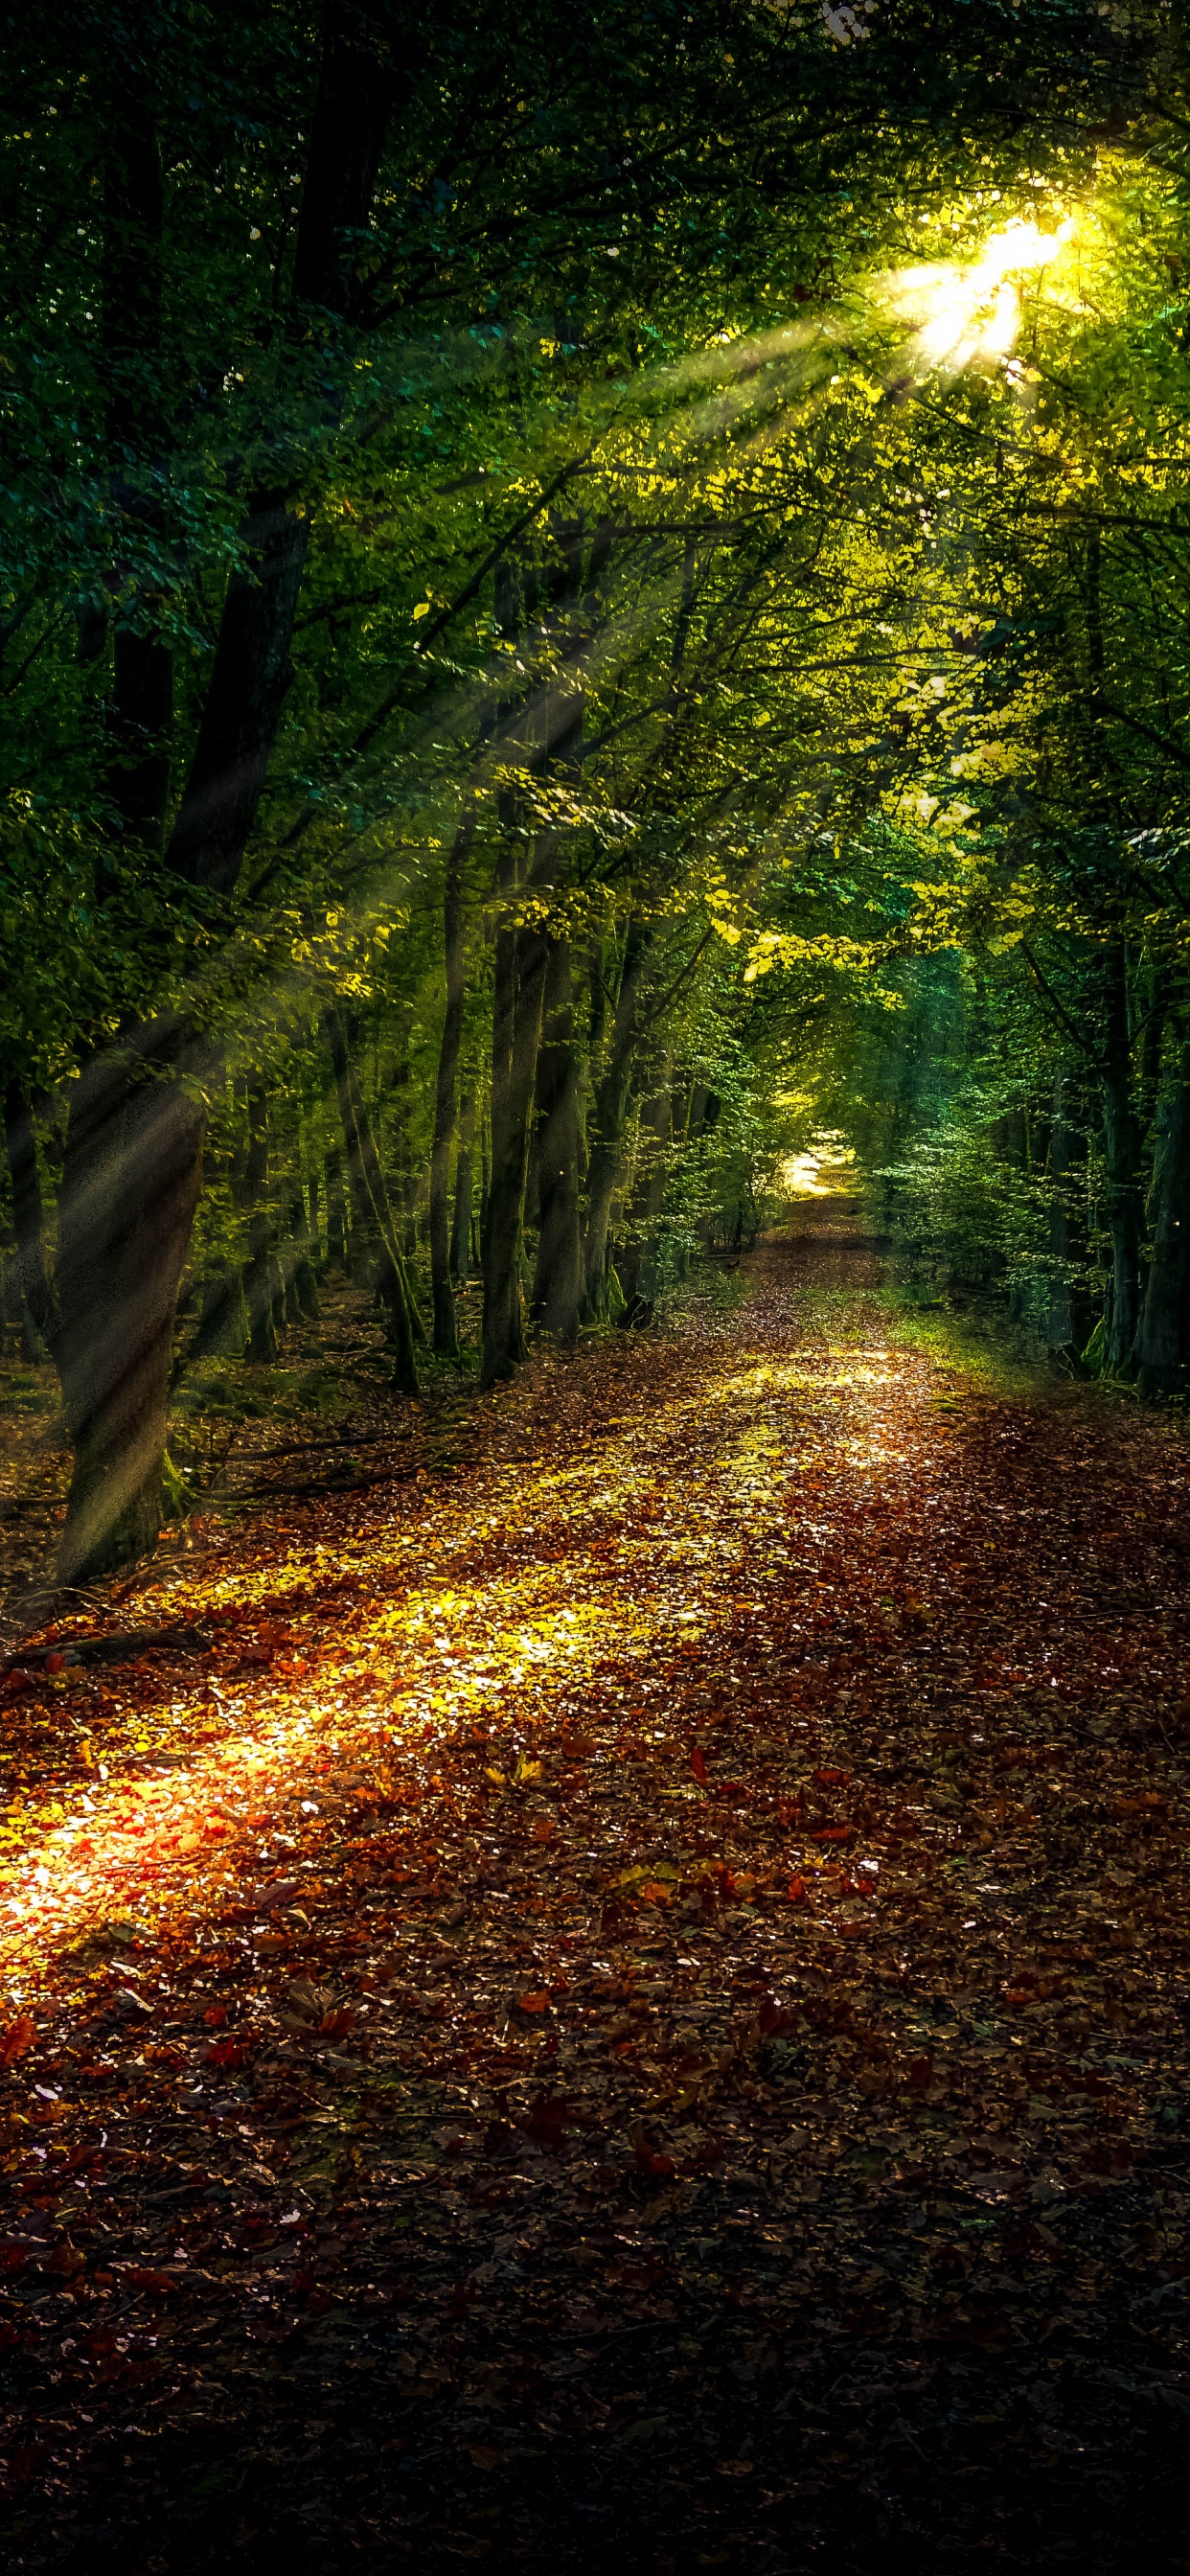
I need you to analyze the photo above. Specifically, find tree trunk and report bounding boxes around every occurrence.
[479,596,528,1386]
[584,919,652,1321]
[532,934,584,1337]
[165,494,310,896]
[288,1185,321,1321]
[3,1083,59,1358]
[51,12,414,1578]
[325,1007,420,1392]
[241,1077,283,1363]
[325,1140,348,1267]
[1044,1073,1094,1361]
[617,1054,672,1325]
[1137,1028,1190,1400]
[482,896,549,1386]
[55,1046,204,1582]
[187,1259,249,1366]
[428,809,472,1354]
[167,5,406,892]
[451,1085,476,1283]
[480,514,599,1378]
[1100,944,1144,1373]
[103,49,173,848]
[525,597,585,1341]
[384,1021,422,1281]
[479,1118,491,1270]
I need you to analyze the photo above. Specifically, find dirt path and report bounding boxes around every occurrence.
[3,1208,1189,2573]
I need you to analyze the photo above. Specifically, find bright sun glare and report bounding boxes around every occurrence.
[884,217,1075,373]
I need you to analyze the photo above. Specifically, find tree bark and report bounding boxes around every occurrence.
[325,1006,420,1392]
[186,1259,249,1367]
[479,550,538,1386]
[451,1085,476,1283]
[288,1185,321,1321]
[1044,1072,1094,1361]
[482,884,549,1386]
[325,1139,348,1267]
[584,919,652,1321]
[1100,943,1144,1374]
[528,622,585,1341]
[169,6,406,889]
[165,493,311,894]
[428,808,473,1354]
[103,46,172,848]
[532,934,584,1337]
[616,1054,672,1325]
[242,1076,282,1362]
[1137,1028,1190,1399]
[55,1045,204,1582]
[53,12,413,1576]
[3,1083,59,1359]
[477,516,594,1379]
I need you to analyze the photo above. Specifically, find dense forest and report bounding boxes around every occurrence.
[2,0,1186,1593]
[6,12,1190,2576]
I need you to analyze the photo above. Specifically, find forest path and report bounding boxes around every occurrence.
[2,1208,1190,2574]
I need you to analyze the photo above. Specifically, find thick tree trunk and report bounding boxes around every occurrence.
[165,494,310,895]
[451,1086,476,1283]
[325,1007,420,1392]
[53,12,412,1578]
[428,810,472,1355]
[1137,1030,1190,1399]
[532,935,584,1338]
[168,6,405,891]
[1100,944,1144,1374]
[584,919,652,1321]
[56,1047,204,1582]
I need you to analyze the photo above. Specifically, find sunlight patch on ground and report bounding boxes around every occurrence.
[0,1303,944,1984]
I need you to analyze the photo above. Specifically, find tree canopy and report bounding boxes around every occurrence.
[1,0,1186,1583]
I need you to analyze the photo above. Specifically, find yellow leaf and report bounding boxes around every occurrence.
[412,601,432,620]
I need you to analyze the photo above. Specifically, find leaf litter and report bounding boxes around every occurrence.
[1,1207,1189,2572]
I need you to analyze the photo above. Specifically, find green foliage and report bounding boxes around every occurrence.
[4,0,1189,1504]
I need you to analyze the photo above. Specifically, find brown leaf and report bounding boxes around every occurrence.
[0,2016,35,2064]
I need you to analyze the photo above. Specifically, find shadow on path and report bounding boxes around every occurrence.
[3,1206,1189,2573]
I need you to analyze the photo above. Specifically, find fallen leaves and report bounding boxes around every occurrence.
[0,1216,1188,2574]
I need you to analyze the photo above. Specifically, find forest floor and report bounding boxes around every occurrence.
[2,1205,1190,2575]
